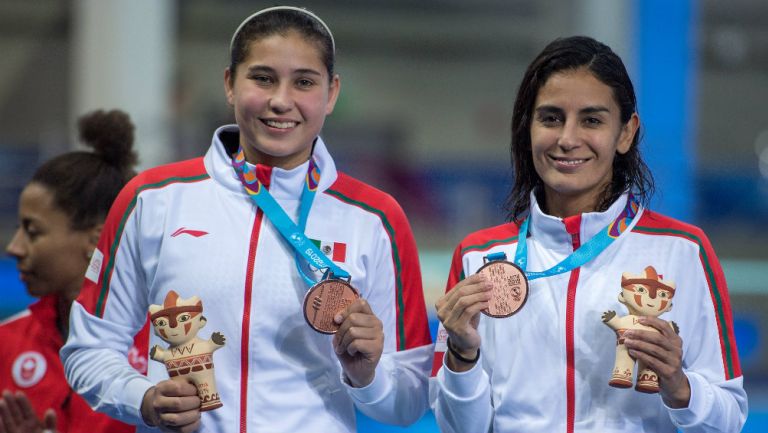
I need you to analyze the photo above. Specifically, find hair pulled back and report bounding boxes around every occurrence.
[229,7,335,81]
[31,109,138,231]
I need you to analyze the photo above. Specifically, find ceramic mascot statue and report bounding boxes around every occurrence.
[149,290,226,410]
[601,266,679,393]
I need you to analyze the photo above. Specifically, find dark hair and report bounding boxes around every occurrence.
[228,8,335,82]
[30,109,138,231]
[505,36,654,221]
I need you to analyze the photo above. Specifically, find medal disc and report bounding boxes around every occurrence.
[477,260,529,318]
[303,278,360,334]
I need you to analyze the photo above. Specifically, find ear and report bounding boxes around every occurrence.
[80,224,102,260]
[324,74,341,115]
[224,67,235,106]
[200,316,207,328]
[88,224,103,249]
[617,292,627,305]
[616,112,639,155]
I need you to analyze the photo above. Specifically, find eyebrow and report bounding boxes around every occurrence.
[246,65,323,77]
[535,105,611,115]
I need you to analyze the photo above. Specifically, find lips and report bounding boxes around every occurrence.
[550,155,588,165]
[549,155,590,170]
[17,269,32,282]
[262,119,298,129]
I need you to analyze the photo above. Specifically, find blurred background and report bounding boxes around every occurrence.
[0,0,765,431]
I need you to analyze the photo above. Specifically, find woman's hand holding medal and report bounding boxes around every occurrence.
[435,274,493,372]
[332,299,384,388]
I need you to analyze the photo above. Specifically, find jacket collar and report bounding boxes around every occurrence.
[203,124,338,199]
[527,192,640,251]
[29,294,64,346]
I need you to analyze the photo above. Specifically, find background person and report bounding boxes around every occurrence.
[0,110,146,433]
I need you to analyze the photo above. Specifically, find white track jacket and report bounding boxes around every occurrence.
[431,193,747,433]
[62,125,433,433]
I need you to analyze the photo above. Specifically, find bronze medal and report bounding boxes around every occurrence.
[303,278,360,334]
[477,260,529,318]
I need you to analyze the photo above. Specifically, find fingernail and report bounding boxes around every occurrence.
[334,314,343,324]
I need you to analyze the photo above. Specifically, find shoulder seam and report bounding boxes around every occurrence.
[94,173,210,318]
[324,186,411,350]
[461,235,520,255]
[0,309,31,326]
[631,224,740,379]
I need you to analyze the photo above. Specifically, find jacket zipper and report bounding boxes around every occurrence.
[563,216,582,433]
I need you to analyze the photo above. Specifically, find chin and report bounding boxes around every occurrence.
[25,287,50,299]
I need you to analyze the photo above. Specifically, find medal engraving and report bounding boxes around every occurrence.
[477,260,529,318]
[303,279,360,333]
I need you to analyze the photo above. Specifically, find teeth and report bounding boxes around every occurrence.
[555,158,586,165]
[265,120,296,129]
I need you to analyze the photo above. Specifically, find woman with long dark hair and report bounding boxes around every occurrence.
[431,36,746,433]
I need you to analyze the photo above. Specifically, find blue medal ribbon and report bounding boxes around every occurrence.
[231,146,350,285]
[512,195,639,281]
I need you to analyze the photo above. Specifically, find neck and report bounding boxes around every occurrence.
[542,188,602,218]
[241,145,312,171]
[55,294,74,338]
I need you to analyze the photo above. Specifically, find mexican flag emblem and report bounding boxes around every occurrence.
[311,239,347,262]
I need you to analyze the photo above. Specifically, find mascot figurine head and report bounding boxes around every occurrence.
[149,290,206,346]
[619,266,676,317]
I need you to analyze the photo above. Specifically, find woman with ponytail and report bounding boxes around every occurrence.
[1,110,146,433]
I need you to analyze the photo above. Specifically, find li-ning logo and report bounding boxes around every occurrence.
[171,227,209,238]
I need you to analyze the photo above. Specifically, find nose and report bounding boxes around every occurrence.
[269,83,294,114]
[557,119,581,151]
[6,228,26,260]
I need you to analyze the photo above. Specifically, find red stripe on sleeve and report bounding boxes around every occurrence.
[327,173,431,351]
[77,158,208,316]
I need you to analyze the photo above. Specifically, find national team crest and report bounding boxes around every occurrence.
[12,351,47,388]
[310,238,347,262]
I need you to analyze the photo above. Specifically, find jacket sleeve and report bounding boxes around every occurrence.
[666,231,747,432]
[343,197,433,426]
[430,244,493,433]
[61,182,153,426]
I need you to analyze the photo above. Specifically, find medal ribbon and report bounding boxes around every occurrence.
[231,146,350,285]
[513,195,639,281]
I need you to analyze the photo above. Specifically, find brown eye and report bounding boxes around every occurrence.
[636,287,646,293]
[296,78,314,88]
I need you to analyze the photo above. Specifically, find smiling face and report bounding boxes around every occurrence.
[530,67,639,217]
[619,283,674,317]
[151,310,206,346]
[5,183,94,300]
[224,30,340,169]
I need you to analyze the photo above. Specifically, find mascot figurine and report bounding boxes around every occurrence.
[602,266,678,393]
[149,290,226,410]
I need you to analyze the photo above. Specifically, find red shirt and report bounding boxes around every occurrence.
[0,295,148,432]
